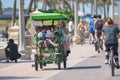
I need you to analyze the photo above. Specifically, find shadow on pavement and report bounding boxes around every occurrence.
[80,55,98,58]
[66,66,101,70]
[38,66,101,71]
[0,76,40,80]
[42,68,62,71]
[0,60,34,63]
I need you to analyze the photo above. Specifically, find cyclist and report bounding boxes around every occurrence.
[94,15,104,50]
[102,17,120,68]
[89,15,97,44]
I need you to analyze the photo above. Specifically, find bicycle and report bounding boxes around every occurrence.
[109,46,119,76]
[94,32,102,53]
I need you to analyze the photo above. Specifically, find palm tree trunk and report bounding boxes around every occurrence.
[0,0,3,15]
[11,0,17,26]
[34,0,37,10]
[24,0,33,27]
[82,3,85,17]
[104,4,106,20]
[91,2,93,16]
[106,4,109,17]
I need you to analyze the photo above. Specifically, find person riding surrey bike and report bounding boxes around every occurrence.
[102,17,120,68]
[94,15,104,50]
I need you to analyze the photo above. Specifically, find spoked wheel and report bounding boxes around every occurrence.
[35,54,38,71]
[111,57,115,76]
[94,42,98,51]
[39,62,43,69]
[63,54,67,69]
[97,43,100,53]
[39,57,43,69]
[97,39,101,53]
[56,53,61,70]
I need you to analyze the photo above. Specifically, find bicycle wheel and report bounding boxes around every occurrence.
[56,54,61,70]
[97,40,100,53]
[39,57,43,69]
[111,58,115,76]
[35,55,38,71]
[110,52,115,76]
[63,54,67,69]
[94,42,97,51]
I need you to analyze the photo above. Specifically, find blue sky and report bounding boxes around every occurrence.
[1,0,42,9]
[1,0,120,15]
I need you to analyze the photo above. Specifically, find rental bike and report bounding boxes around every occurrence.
[30,13,68,71]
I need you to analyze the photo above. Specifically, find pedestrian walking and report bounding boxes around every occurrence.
[68,18,74,45]
[77,19,86,44]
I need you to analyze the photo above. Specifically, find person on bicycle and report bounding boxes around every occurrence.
[89,15,97,44]
[102,17,120,68]
[94,15,104,50]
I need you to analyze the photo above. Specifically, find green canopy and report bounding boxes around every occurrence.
[30,13,68,21]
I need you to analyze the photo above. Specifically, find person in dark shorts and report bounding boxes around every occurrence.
[94,15,104,49]
[102,17,120,68]
[89,15,97,43]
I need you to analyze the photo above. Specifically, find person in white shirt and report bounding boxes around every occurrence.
[68,19,74,45]
[68,19,73,36]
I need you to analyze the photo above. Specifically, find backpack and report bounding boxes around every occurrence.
[96,20,103,30]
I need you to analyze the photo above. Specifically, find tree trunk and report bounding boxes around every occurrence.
[106,4,109,17]
[24,0,33,28]
[11,0,16,26]
[34,0,37,10]
[0,0,2,15]
[91,2,93,16]
[82,3,85,17]
[104,4,106,20]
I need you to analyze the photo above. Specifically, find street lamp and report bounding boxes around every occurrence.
[18,0,26,54]
[74,0,78,36]
[111,0,114,20]
[72,0,80,44]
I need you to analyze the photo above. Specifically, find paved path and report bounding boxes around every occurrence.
[47,51,120,80]
[0,44,98,80]
[0,43,120,80]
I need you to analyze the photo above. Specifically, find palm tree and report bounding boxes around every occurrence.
[24,0,34,27]
[79,0,88,17]
[98,0,117,19]
[11,0,17,26]
[0,0,2,15]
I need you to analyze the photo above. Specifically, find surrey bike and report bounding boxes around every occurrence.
[30,13,68,71]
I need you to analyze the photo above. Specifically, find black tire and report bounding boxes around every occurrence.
[39,57,43,69]
[98,50,100,53]
[94,42,97,51]
[111,57,115,76]
[57,54,61,70]
[109,50,115,76]
[35,55,38,71]
[39,62,43,69]
[63,55,67,69]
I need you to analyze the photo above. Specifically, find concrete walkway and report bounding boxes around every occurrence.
[0,44,98,80]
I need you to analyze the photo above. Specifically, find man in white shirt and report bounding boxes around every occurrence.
[68,19,73,36]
